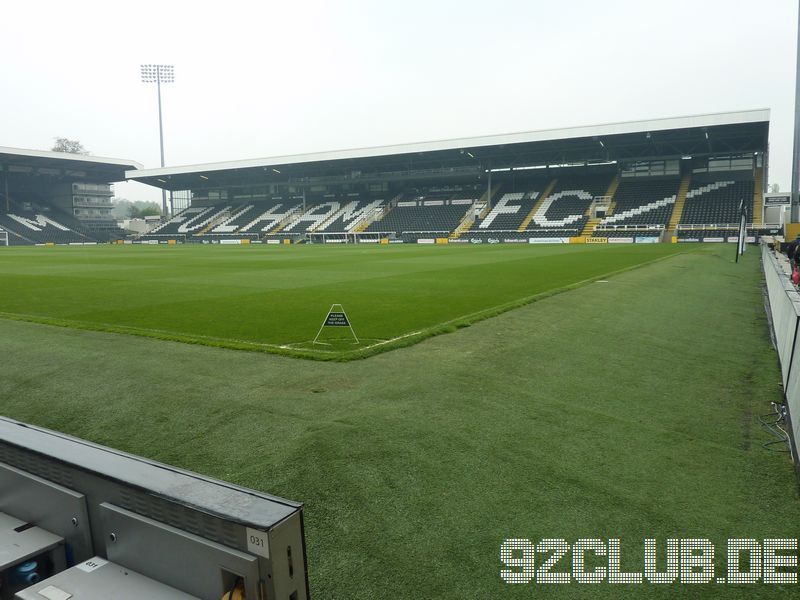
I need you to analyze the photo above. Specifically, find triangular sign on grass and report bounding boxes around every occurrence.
[313,304,359,345]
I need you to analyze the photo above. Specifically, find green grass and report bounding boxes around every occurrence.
[0,243,686,359]
[0,244,798,598]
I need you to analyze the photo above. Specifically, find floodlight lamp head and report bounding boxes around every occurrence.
[140,64,175,83]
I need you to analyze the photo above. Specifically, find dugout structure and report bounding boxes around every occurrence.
[0,417,308,600]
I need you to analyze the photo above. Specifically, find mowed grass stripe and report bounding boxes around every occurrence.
[0,244,689,358]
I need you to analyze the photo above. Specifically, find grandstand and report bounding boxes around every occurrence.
[0,209,89,245]
[0,110,775,247]
[0,147,141,245]
[125,109,775,246]
[141,162,774,245]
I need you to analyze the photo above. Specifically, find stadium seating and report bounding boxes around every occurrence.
[280,200,340,233]
[599,177,680,226]
[313,199,385,233]
[141,201,304,239]
[679,177,755,226]
[281,197,385,234]
[124,171,760,244]
[364,197,473,236]
[143,206,220,237]
[141,197,390,240]
[526,175,611,236]
[236,200,304,234]
[470,191,540,231]
[205,204,262,235]
[0,209,90,244]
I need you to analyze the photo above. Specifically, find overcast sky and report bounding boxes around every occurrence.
[0,0,796,203]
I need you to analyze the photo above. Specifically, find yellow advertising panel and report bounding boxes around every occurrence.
[786,223,800,240]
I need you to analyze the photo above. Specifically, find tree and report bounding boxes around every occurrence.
[111,198,162,219]
[769,183,781,193]
[131,203,161,218]
[110,199,133,219]
[52,137,89,155]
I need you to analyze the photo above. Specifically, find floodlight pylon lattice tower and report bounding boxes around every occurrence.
[140,64,174,215]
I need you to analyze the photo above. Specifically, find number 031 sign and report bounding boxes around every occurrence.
[246,527,270,558]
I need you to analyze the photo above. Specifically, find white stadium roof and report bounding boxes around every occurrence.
[0,146,142,170]
[126,109,769,180]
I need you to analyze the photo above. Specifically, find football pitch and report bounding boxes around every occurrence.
[0,243,687,359]
[2,244,799,599]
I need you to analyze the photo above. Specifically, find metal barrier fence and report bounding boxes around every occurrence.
[762,242,800,468]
